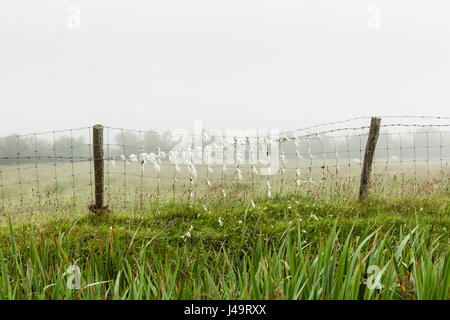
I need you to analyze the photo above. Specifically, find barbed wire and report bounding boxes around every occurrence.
[281,115,450,135]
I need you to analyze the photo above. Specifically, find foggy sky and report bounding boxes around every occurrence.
[1,1,449,136]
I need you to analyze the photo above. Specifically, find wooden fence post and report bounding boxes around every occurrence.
[359,117,381,201]
[90,124,106,213]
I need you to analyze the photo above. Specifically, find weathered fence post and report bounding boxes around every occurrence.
[90,124,106,213]
[359,117,381,201]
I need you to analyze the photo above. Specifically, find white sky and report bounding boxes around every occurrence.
[1,1,449,136]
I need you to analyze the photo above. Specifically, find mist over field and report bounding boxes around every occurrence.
[1,1,450,135]
[1,126,449,164]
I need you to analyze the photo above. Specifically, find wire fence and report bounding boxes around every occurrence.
[0,116,448,214]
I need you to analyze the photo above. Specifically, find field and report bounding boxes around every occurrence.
[0,158,447,208]
[0,161,448,300]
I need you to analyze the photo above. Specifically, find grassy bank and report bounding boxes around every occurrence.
[0,192,449,300]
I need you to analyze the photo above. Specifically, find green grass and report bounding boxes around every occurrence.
[0,189,448,300]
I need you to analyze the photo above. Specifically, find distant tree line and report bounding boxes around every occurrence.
[0,131,173,165]
[0,127,447,165]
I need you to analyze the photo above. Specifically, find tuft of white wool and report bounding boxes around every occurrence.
[168,150,176,163]
[236,168,242,180]
[139,152,148,162]
[128,154,138,162]
[181,225,193,240]
[147,153,157,164]
[182,150,191,164]
[168,151,181,173]
[266,180,272,198]
[187,162,198,180]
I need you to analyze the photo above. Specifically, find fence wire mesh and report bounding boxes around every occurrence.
[0,116,448,214]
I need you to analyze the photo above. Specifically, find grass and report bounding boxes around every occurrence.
[0,187,448,300]
[0,160,447,209]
